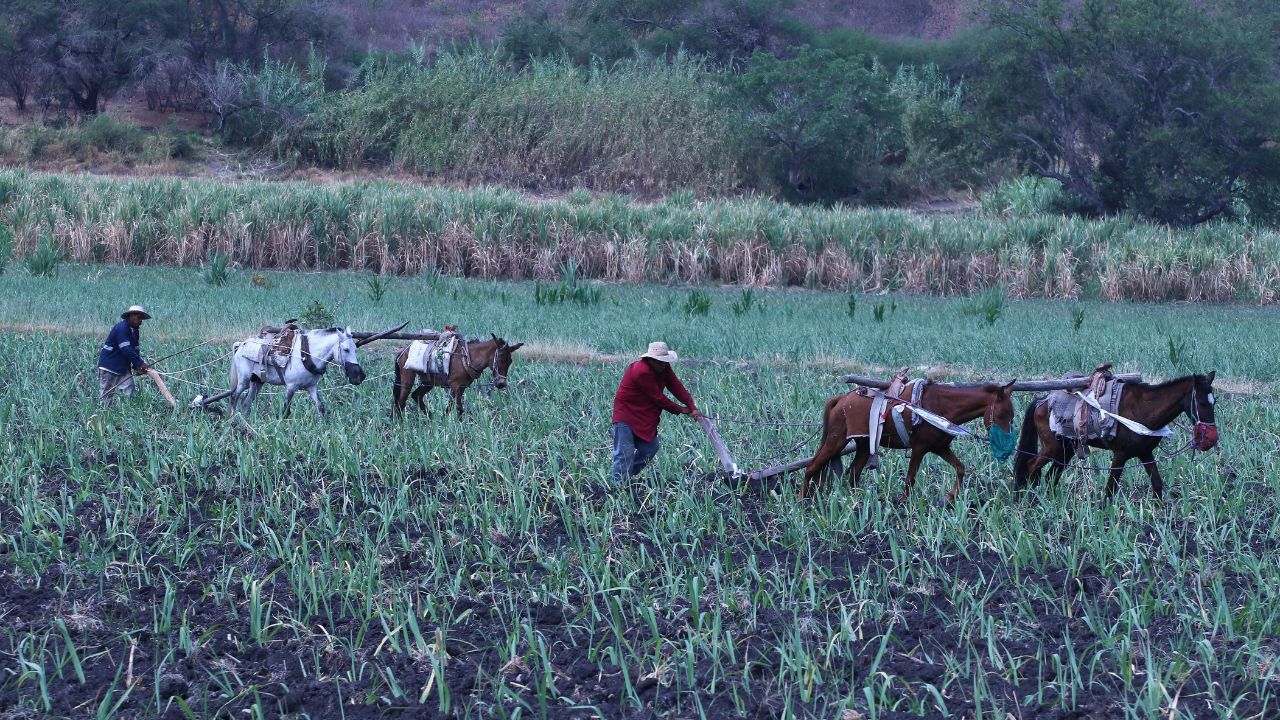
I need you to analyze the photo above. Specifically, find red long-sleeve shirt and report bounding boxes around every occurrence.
[612,360,697,442]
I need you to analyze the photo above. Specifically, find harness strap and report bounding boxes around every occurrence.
[1074,391,1171,437]
[300,334,326,376]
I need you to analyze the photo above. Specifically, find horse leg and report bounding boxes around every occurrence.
[308,384,327,417]
[898,446,927,505]
[282,386,297,418]
[937,446,966,505]
[1103,452,1130,500]
[451,384,465,417]
[847,440,871,488]
[412,384,431,415]
[243,380,263,417]
[392,369,413,418]
[1137,450,1164,499]
[800,434,846,500]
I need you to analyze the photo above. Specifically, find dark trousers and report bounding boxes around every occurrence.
[611,422,660,484]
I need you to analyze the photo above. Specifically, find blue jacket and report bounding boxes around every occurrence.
[98,320,145,374]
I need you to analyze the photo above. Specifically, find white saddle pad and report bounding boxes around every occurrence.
[405,336,458,375]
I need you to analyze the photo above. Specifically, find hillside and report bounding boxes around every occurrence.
[333,0,975,51]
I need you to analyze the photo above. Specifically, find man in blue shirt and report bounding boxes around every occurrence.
[97,305,151,406]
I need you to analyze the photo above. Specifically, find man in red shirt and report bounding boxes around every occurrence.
[611,341,700,484]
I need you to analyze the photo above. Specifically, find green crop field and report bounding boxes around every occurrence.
[1,265,1278,718]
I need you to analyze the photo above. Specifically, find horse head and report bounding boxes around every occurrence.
[334,328,367,385]
[1189,371,1218,450]
[983,380,1018,461]
[489,333,524,390]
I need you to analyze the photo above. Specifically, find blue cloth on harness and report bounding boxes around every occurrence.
[97,320,144,374]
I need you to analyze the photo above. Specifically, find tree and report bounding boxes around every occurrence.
[728,47,902,201]
[0,0,56,110]
[983,0,1280,225]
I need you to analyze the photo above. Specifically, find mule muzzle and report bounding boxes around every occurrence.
[1193,422,1218,451]
[494,376,508,390]
[344,362,366,385]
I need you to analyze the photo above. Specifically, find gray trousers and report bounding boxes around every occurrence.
[98,368,135,406]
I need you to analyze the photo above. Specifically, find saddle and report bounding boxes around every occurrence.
[405,326,462,381]
[847,369,920,469]
[257,319,299,370]
[1047,364,1122,456]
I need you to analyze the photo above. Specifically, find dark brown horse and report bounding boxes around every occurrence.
[392,334,523,418]
[1013,372,1218,499]
[800,381,1017,503]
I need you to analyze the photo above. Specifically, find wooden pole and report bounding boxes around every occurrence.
[697,415,739,477]
[838,373,1142,392]
[261,327,440,342]
[747,440,858,482]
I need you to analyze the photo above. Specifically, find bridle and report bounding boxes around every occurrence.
[1186,380,1217,449]
[459,339,506,385]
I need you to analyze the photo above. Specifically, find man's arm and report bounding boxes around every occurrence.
[663,371,698,415]
[636,370,691,415]
[116,326,146,371]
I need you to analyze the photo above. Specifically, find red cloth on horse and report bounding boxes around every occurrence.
[612,360,696,442]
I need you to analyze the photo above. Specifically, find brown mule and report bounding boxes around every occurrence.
[392,334,523,418]
[1013,372,1218,499]
[800,381,1017,504]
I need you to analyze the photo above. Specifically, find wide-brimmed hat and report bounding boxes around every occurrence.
[640,341,678,363]
[120,305,152,320]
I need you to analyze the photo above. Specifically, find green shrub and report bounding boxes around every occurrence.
[981,177,1064,218]
[301,299,336,328]
[534,260,602,306]
[682,288,712,316]
[79,115,145,154]
[201,252,231,286]
[366,275,388,303]
[0,224,12,275]
[961,284,1005,326]
[24,236,63,278]
[729,288,757,316]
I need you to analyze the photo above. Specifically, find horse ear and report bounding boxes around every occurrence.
[491,333,499,343]
[1206,370,1216,384]
[509,342,524,351]
[1002,379,1016,395]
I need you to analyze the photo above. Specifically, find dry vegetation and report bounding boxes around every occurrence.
[3,169,1278,303]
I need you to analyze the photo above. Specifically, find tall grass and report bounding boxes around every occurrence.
[3,168,1279,302]
[293,51,745,196]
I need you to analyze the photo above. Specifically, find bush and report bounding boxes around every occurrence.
[534,260,603,306]
[202,253,231,286]
[365,275,388,303]
[729,288,758,316]
[682,288,713,316]
[961,284,1005,326]
[301,299,336,328]
[981,177,1064,218]
[287,50,745,196]
[24,236,63,278]
[79,115,145,154]
[0,224,12,275]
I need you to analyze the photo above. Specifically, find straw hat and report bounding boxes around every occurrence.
[640,341,678,363]
[120,305,152,320]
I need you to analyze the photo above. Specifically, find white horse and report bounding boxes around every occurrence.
[226,328,368,417]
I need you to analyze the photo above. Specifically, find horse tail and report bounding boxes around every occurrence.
[392,353,403,410]
[821,395,839,443]
[229,342,242,391]
[1012,398,1041,487]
